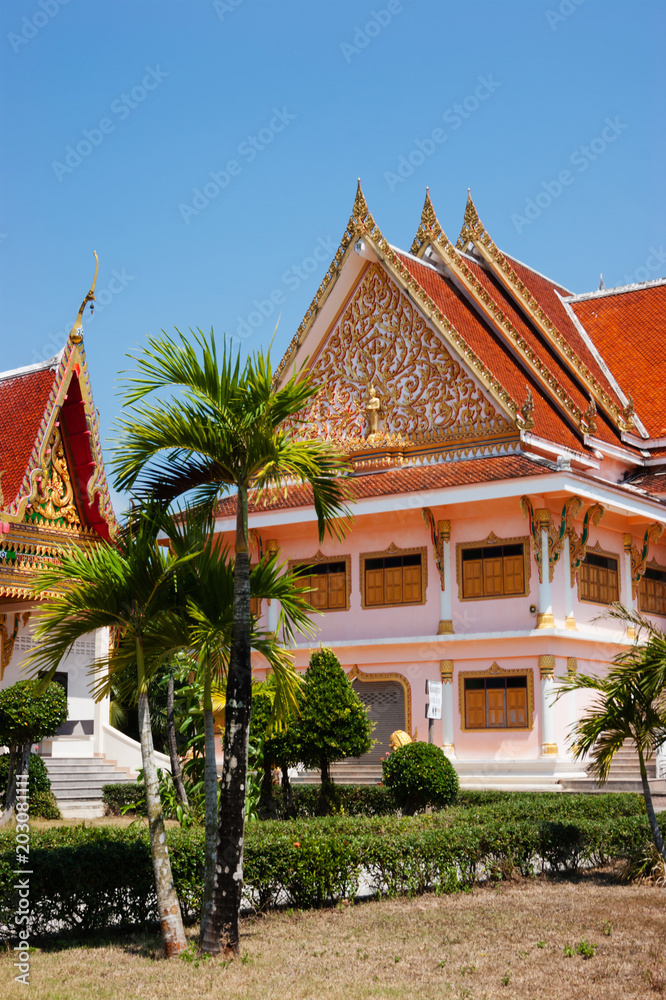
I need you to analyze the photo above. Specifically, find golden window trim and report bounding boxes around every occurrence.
[288,551,352,612]
[456,531,531,602]
[359,542,428,609]
[347,664,412,736]
[577,541,620,607]
[458,662,535,733]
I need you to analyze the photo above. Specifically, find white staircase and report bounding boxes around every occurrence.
[42,755,137,819]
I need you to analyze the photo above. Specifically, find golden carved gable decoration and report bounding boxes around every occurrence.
[298,264,511,447]
[24,424,82,530]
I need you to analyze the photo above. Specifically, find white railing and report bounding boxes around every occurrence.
[657,744,666,780]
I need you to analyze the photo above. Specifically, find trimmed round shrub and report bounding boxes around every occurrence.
[382,742,459,814]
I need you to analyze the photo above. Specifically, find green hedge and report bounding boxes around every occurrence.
[0,754,60,819]
[0,792,661,940]
[276,783,398,818]
[102,783,146,815]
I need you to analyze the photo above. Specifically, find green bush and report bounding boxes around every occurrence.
[102,783,146,815]
[382,742,459,813]
[278,783,398,818]
[0,753,51,797]
[30,790,61,820]
[0,792,659,940]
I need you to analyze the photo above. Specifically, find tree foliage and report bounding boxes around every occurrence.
[0,680,67,748]
[382,742,459,814]
[297,648,373,794]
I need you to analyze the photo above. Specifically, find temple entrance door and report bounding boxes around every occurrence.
[350,678,405,765]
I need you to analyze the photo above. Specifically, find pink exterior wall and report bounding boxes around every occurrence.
[215,481,666,775]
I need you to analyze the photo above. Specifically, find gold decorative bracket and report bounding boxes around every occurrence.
[625,523,665,599]
[567,501,605,586]
[422,508,449,589]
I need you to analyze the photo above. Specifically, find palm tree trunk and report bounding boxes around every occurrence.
[199,656,219,946]
[201,486,252,956]
[136,640,187,957]
[166,673,188,807]
[638,745,666,860]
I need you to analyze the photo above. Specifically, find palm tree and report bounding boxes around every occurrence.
[27,508,196,957]
[557,604,666,860]
[161,506,315,943]
[112,330,351,955]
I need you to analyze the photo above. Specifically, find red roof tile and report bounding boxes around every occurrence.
[625,469,666,497]
[215,455,553,517]
[570,284,666,438]
[0,367,56,505]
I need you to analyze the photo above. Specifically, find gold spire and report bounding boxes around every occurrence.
[69,251,99,345]
[410,187,451,256]
[455,189,484,250]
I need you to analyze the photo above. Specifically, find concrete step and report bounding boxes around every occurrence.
[559,778,666,795]
[41,755,137,814]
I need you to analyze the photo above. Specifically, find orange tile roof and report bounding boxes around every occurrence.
[215,455,553,517]
[570,284,666,438]
[624,468,666,497]
[0,366,57,505]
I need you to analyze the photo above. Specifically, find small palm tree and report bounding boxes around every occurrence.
[161,506,315,943]
[557,604,666,860]
[28,508,196,957]
[113,330,352,955]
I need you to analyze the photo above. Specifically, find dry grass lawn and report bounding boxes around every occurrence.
[1,869,664,999]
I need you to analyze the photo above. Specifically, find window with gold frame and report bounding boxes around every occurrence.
[288,552,351,612]
[360,543,427,609]
[458,663,534,732]
[456,532,530,602]
[578,543,619,606]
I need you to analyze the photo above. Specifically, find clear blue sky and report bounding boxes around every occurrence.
[1,0,664,510]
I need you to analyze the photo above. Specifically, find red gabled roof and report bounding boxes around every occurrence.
[394,252,586,454]
[215,455,553,518]
[569,283,666,438]
[0,364,57,505]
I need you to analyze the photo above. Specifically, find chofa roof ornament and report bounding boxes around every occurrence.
[68,251,99,345]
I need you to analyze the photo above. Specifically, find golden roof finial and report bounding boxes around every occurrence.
[352,177,370,224]
[411,187,451,255]
[456,189,484,250]
[69,251,99,345]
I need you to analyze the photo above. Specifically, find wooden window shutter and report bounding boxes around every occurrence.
[384,566,403,605]
[328,571,346,609]
[465,689,485,728]
[483,557,503,597]
[309,571,329,610]
[486,688,506,727]
[250,596,259,616]
[607,563,619,604]
[507,686,527,727]
[463,559,483,599]
[402,561,421,603]
[503,554,524,595]
[365,567,384,606]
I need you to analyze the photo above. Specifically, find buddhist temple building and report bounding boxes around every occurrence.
[0,260,160,811]
[214,183,666,790]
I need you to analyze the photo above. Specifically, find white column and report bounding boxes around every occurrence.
[94,627,111,756]
[266,539,280,635]
[623,535,637,639]
[437,520,453,634]
[536,509,554,628]
[439,660,455,758]
[539,655,558,756]
[563,535,576,629]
